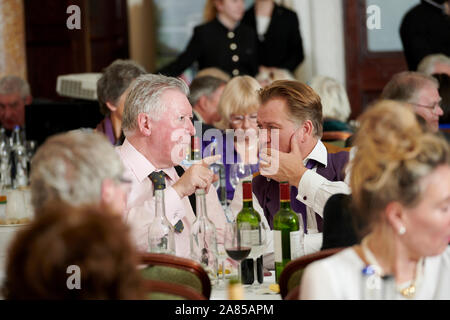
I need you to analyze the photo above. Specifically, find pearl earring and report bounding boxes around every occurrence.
[398,226,406,235]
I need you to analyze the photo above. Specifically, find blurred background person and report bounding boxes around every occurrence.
[157,0,258,78]
[400,0,450,71]
[255,67,295,88]
[381,71,444,135]
[310,75,353,133]
[2,203,145,299]
[417,54,450,76]
[213,75,261,201]
[96,59,147,146]
[242,0,304,75]
[433,73,450,125]
[30,130,129,216]
[188,75,227,138]
[300,100,450,299]
[195,67,231,82]
[0,76,32,133]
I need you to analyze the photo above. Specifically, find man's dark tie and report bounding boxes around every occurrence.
[289,159,323,233]
[149,170,184,233]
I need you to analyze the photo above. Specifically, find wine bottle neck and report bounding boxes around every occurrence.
[154,189,166,220]
[242,199,253,209]
[195,191,208,219]
[280,200,291,210]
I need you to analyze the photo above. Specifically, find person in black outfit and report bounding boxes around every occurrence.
[400,0,450,71]
[242,0,304,73]
[157,0,258,78]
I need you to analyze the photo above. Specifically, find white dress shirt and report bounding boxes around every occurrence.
[116,139,227,258]
[300,247,450,300]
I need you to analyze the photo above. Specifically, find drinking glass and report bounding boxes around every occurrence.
[224,221,252,284]
[229,163,253,190]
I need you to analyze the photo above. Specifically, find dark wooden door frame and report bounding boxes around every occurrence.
[344,0,408,119]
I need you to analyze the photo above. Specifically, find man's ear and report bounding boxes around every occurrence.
[24,95,32,106]
[385,201,407,234]
[296,120,314,143]
[196,95,208,112]
[100,178,115,207]
[106,101,118,113]
[137,113,152,136]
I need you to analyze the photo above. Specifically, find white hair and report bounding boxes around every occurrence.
[30,129,123,212]
[121,74,189,136]
[309,75,351,122]
[417,54,450,75]
[0,75,31,98]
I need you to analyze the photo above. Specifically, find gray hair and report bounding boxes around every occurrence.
[188,76,226,106]
[0,76,31,98]
[121,74,189,136]
[309,75,351,122]
[97,59,147,116]
[417,54,450,75]
[30,130,123,212]
[380,71,438,104]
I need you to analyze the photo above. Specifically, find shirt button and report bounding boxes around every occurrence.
[303,196,307,201]
[227,31,235,39]
[232,55,239,62]
[230,43,237,50]
[232,69,239,76]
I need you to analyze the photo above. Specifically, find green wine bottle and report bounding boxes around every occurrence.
[236,181,262,285]
[273,181,304,283]
[236,181,260,227]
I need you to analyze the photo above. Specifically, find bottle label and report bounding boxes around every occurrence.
[290,230,303,259]
[273,230,282,262]
[241,229,260,246]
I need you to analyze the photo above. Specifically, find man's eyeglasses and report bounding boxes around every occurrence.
[412,102,442,114]
[229,113,258,125]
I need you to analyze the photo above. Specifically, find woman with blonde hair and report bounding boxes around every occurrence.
[206,75,261,201]
[158,0,258,78]
[300,100,450,299]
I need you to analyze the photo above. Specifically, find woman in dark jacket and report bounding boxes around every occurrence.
[242,0,304,73]
[158,0,258,78]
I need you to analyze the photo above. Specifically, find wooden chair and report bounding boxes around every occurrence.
[144,279,207,300]
[322,131,353,148]
[139,252,212,299]
[279,247,345,299]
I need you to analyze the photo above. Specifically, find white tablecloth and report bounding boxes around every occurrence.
[210,271,281,300]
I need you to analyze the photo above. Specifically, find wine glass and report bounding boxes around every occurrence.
[224,221,252,284]
[229,163,253,190]
[247,221,268,290]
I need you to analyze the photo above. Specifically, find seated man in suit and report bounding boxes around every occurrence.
[0,76,32,133]
[254,80,351,253]
[117,74,227,256]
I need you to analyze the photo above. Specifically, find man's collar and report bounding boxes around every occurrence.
[121,139,178,182]
[303,139,328,167]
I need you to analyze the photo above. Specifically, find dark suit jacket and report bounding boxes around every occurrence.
[321,193,358,250]
[242,4,304,72]
[158,18,258,77]
[400,0,450,71]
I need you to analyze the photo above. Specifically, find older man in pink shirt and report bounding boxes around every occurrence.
[117,74,226,257]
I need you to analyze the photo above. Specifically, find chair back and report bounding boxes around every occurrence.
[140,252,212,299]
[144,279,207,300]
[322,131,353,148]
[279,247,345,299]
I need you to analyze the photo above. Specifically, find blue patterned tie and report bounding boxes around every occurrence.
[289,159,321,233]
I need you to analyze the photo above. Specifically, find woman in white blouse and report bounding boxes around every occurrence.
[300,100,450,300]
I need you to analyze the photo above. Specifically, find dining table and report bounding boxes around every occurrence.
[210,271,281,300]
